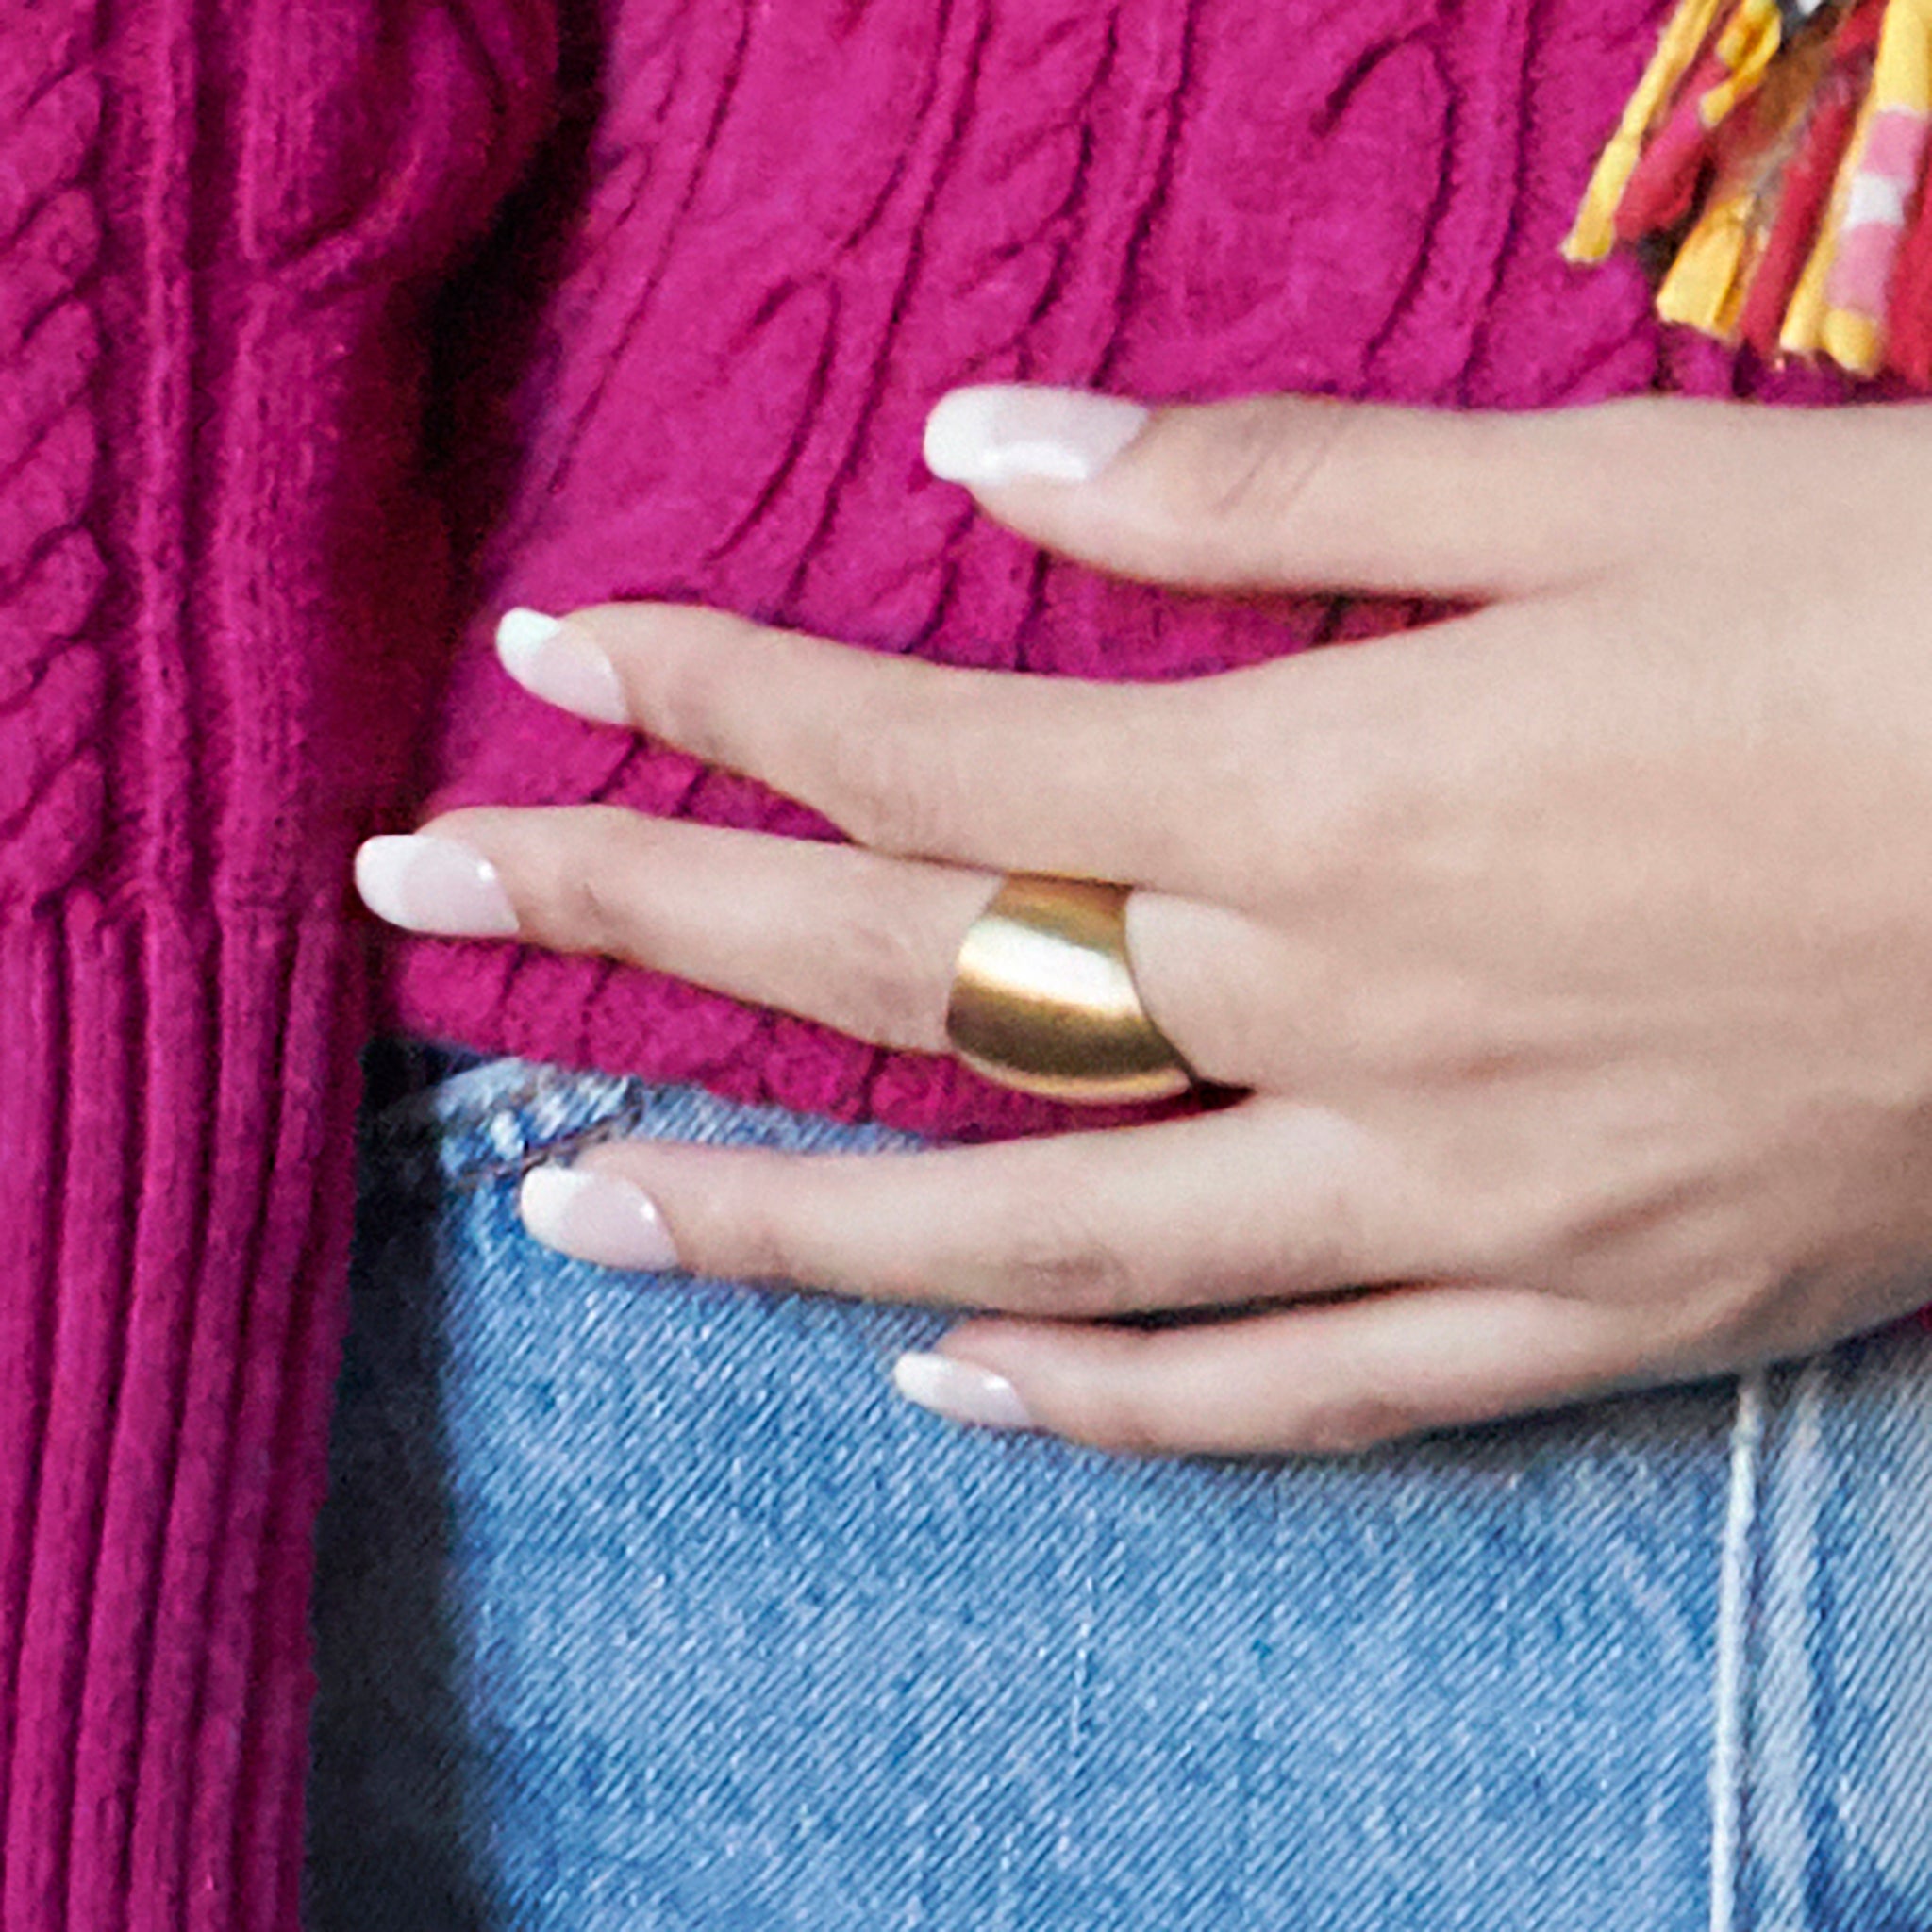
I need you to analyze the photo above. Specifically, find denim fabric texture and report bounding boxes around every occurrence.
[307,1045,1932,1932]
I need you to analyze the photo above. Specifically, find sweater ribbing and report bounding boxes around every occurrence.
[0,1,1904,1924]
[0,8,114,1907]
[0,3,557,1923]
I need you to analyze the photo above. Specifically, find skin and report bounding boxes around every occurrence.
[363,388,1932,1457]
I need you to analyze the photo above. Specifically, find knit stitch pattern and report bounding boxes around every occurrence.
[385,0,1857,1141]
[0,1,1895,1925]
[0,2,555,1924]
[0,11,106,908]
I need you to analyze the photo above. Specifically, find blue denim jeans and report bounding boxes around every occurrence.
[307,1043,1932,1931]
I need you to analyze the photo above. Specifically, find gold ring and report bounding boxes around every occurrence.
[943,874,1194,1104]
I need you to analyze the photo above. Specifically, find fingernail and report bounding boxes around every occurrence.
[518,1164,681,1272]
[354,834,519,937]
[891,1352,1035,1431]
[924,385,1150,488]
[495,608,628,724]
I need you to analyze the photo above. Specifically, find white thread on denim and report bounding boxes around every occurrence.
[1709,1370,1767,1932]
[1756,1362,1827,1930]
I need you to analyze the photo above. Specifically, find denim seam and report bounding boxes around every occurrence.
[1753,1360,1831,1932]
[441,1099,658,1194]
[1708,1369,1766,1932]
[372,1069,602,1141]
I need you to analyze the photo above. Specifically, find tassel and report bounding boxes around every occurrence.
[1566,0,1932,383]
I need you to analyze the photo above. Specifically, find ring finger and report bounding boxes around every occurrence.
[354,808,1474,1312]
[354,803,1253,1083]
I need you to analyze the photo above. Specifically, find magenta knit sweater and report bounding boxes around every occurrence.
[0,0,1863,1924]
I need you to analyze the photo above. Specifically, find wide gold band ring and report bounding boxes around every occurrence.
[943,874,1195,1104]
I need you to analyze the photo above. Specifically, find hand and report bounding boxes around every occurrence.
[356,384,1932,1457]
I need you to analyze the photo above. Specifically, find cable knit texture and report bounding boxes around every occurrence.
[0,0,1902,1924]
[384,0,1860,1140]
[0,2,555,1924]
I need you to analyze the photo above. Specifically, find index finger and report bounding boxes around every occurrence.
[495,599,1499,906]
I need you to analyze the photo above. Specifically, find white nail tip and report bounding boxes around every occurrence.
[496,607,564,660]
[891,1353,1035,1431]
[353,834,519,938]
[494,607,628,724]
[923,385,1150,489]
[518,1165,681,1272]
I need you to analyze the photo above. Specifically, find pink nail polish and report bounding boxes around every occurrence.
[354,835,519,937]
[923,386,1150,488]
[891,1352,1035,1431]
[519,1165,681,1272]
[495,608,628,724]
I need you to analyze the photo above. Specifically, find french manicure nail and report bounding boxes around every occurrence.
[354,834,519,937]
[519,1165,682,1272]
[496,607,628,724]
[923,385,1150,489]
[891,1352,1035,1431]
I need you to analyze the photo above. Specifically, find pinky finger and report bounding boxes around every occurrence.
[895,1287,1668,1457]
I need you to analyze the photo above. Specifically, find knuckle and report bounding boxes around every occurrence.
[989,1179,1146,1319]
[1002,1241,1141,1322]
[830,891,950,1050]
[506,809,641,957]
[1453,1186,1562,1279]
[1252,1118,1387,1284]
[1298,1390,1433,1455]
[730,1218,804,1288]
[1195,397,1355,542]
[643,635,738,768]
[1679,1260,1803,1362]
[823,708,953,857]
[1257,757,1411,916]
[1061,1383,1182,1458]
[687,1157,804,1287]
[548,858,640,957]
[1359,975,1489,1085]
[1293,1180,1377,1289]
[824,726,911,847]
[1439,1144,1641,1280]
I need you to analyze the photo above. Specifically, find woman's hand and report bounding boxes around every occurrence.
[356,385,1932,1456]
